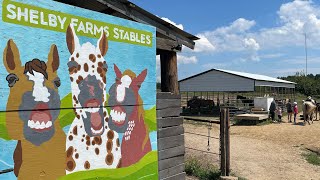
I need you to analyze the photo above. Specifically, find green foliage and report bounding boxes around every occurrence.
[280,72,320,96]
[59,151,158,180]
[302,151,320,166]
[185,157,221,180]
[156,82,161,90]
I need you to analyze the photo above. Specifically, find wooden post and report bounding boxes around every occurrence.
[220,108,226,176]
[160,50,179,94]
[226,108,230,176]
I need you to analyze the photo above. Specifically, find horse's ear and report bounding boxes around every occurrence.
[47,44,60,73]
[66,25,80,54]
[114,64,122,79]
[97,30,108,56]
[134,69,147,88]
[3,39,21,73]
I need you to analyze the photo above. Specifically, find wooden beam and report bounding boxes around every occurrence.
[157,37,181,52]
[96,0,196,49]
[160,50,179,94]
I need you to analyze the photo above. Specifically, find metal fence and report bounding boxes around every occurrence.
[184,108,231,176]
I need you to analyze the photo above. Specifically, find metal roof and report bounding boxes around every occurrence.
[215,69,296,84]
[179,68,296,85]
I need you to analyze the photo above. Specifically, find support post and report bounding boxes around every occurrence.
[226,108,230,176]
[220,108,227,176]
[160,50,179,94]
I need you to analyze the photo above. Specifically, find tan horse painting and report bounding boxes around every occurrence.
[3,39,65,179]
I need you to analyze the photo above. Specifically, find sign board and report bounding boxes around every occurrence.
[0,0,157,179]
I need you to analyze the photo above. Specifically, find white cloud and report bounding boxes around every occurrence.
[177,55,198,65]
[201,63,229,69]
[191,0,320,61]
[161,17,184,30]
[193,34,216,52]
[244,38,260,51]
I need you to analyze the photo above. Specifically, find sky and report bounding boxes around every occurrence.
[130,0,320,81]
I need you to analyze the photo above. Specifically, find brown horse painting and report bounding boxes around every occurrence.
[3,39,65,179]
[108,64,151,167]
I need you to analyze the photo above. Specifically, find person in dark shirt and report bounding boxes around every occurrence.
[269,100,277,122]
[286,100,293,123]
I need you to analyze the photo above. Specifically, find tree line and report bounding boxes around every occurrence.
[280,72,320,97]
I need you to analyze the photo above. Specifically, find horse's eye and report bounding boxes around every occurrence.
[6,73,19,87]
[67,61,79,69]
[53,77,61,88]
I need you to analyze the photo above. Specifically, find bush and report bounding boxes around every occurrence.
[185,157,221,180]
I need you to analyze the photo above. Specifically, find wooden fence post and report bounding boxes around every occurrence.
[220,108,230,177]
[220,108,226,176]
[226,108,230,176]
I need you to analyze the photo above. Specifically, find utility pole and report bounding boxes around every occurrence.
[304,33,308,76]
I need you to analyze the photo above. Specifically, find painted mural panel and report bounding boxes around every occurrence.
[0,0,157,179]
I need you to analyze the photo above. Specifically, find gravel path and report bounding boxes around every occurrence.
[184,113,320,180]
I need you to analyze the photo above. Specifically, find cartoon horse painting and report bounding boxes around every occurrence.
[108,64,151,167]
[65,25,121,174]
[3,39,65,179]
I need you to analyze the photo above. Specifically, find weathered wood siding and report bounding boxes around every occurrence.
[157,92,185,180]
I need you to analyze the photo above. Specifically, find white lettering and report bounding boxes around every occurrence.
[48,14,57,27]
[146,35,151,45]
[6,4,17,20]
[17,7,28,22]
[57,16,67,29]
[40,12,48,25]
[29,9,38,25]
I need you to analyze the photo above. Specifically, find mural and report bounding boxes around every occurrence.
[0,0,157,179]
[108,64,151,167]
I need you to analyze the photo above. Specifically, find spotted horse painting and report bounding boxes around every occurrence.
[3,39,65,179]
[108,64,152,167]
[65,25,121,174]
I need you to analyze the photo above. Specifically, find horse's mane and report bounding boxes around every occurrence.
[24,59,48,79]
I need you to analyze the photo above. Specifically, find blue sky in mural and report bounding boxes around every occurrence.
[131,0,320,80]
[0,0,156,110]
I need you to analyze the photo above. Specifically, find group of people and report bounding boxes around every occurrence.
[269,99,299,124]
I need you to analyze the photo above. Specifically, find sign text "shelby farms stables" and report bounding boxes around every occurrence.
[2,0,153,47]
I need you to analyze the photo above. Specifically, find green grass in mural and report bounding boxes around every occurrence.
[144,106,157,132]
[59,93,75,128]
[0,112,10,140]
[59,151,158,180]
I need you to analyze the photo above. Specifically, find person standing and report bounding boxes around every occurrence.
[286,100,293,123]
[293,102,298,124]
[269,100,277,122]
[277,106,282,123]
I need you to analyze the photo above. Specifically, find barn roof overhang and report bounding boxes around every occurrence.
[54,0,199,53]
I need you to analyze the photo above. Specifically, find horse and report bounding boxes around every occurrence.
[108,64,151,167]
[65,25,121,173]
[303,101,317,125]
[3,39,65,179]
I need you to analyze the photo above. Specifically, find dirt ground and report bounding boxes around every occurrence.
[184,113,320,180]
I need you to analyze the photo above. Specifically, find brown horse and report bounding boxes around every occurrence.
[108,64,151,167]
[3,39,65,179]
[303,101,317,125]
